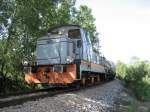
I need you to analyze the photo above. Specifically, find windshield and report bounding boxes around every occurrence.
[68,29,81,39]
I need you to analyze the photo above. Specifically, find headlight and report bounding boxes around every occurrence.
[23,61,28,66]
[66,56,73,63]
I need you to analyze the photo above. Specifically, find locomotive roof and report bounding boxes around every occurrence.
[47,24,82,32]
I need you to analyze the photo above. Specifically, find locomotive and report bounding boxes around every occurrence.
[24,25,115,86]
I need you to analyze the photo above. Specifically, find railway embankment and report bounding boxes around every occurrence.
[114,87,150,112]
[0,79,124,112]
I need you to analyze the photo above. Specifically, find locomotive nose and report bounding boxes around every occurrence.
[36,37,75,65]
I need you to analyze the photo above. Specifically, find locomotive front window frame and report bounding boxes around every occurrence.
[68,29,81,39]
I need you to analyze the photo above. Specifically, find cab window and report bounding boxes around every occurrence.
[68,29,81,39]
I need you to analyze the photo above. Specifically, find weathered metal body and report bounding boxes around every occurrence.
[25,25,115,85]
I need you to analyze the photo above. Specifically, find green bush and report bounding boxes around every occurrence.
[116,58,150,101]
[128,100,138,112]
[116,61,128,80]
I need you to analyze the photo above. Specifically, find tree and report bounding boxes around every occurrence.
[116,60,127,79]
[0,0,100,92]
[0,0,77,92]
[72,5,100,52]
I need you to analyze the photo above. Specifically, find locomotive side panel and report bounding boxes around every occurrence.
[74,59,106,80]
[80,60,105,73]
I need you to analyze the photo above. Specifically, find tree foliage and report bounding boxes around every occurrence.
[0,0,99,93]
[72,5,99,49]
[116,61,127,79]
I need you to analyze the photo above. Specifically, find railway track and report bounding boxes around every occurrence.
[0,87,79,108]
[0,81,107,108]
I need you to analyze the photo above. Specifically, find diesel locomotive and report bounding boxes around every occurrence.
[24,25,115,86]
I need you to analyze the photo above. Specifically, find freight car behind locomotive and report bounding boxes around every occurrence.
[24,25,115,86]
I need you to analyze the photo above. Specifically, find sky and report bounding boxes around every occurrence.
[76,0,150,63]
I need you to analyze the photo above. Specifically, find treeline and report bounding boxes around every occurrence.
[0,0,99,93]
[116,57,150,101]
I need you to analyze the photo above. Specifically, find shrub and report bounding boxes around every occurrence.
[116,58,150,101]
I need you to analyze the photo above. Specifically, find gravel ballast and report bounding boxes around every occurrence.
[0,80,123,112]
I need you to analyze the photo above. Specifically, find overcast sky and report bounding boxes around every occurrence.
[76,0,150,63]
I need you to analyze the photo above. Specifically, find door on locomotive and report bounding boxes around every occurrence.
[68,28,82,60]
[68,28,93,62]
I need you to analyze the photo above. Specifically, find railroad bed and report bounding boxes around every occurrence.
[0,80,123,112]
[0,87,80,108]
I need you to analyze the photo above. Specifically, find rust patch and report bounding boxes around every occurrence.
[25,64,76,84]
[81,60,104,68]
